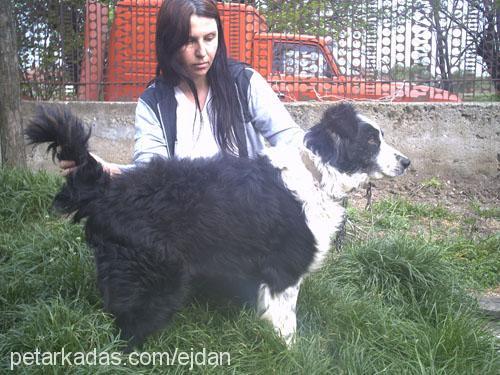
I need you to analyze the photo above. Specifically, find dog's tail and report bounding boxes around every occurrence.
[25,105,109,220]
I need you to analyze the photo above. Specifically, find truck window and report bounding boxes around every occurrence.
[272,42,334,78]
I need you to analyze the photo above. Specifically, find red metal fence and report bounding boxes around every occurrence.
[15,0,499,102]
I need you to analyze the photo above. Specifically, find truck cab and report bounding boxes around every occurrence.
[78,0,459,102]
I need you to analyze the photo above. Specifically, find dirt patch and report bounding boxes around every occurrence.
[348,175,500,237]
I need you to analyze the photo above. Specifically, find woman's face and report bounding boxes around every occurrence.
[178,15,218,83]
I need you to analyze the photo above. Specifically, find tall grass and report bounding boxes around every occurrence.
[353,195,500,289]
[1,167,498,374]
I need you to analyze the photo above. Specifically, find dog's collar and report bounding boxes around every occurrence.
[299,147,351,202]
[300,149,323,184]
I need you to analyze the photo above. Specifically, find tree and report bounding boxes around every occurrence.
[254,0,360,37]
[14,0,86,100]
[0,0,27,168]
[388,63,434,82]
[463,0,498,93]
[413,0,499,94]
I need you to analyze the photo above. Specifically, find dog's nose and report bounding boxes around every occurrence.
[397,155,411,169]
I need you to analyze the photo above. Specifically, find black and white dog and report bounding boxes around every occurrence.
[26,103,409,349]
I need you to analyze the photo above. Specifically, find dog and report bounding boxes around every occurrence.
[26,103,410,349]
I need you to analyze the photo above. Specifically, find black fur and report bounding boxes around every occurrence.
[305,103,383,175]
[26,106,317,349]
[25,106,91,165]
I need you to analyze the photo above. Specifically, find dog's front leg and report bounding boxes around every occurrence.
[256,279,302,346]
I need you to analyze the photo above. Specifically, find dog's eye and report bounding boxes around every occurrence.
[368,137,378,145]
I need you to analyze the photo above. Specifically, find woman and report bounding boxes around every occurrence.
[61,0,303,175]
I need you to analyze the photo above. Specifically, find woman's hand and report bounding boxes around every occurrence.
[59,153,122,177]
[59,159,77,177]
[90,153,122,176]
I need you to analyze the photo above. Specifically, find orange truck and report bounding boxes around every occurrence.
[79,0,460,102]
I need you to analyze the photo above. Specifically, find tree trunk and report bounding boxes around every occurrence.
[476,8,500,94]
[0,1,27,168]
[432,0,453,92]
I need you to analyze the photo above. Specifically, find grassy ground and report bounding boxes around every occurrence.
[1,167,498,374]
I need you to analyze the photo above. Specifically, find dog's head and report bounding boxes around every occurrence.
[304,103,410,192]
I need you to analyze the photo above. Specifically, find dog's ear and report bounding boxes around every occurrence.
[321,103,358,139]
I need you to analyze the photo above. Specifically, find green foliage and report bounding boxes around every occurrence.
[0,168,498,374]
[255,0,361,37]
[468,93,500,102]
[14,0,87,100]
[387,63,434,82]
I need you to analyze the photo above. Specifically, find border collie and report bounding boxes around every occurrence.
[26,103,410,349]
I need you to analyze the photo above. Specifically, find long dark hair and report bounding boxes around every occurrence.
[155,0,243,155]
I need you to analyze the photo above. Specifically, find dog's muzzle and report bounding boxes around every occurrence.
[395,155,411,175]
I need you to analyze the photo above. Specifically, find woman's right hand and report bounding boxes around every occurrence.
[59,159,77,177]
[59,153,122,177]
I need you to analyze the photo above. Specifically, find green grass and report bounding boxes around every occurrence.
[470,201,500,220]
[421,177,443,189]
[364,197,455,232]
[1,167,498,374]
[351,196,500,290]
[440,235,500,289]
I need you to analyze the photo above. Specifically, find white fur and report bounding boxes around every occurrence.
[358,114,410,178]
[257,280,301,346]
[314,157,370,198]
[376,140,409,177]
[262,145,345,272]
[257,144,350,346]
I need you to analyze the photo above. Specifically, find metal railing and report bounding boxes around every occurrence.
[15,0,499,102]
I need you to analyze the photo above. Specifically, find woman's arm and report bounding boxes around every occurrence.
[133,98,170,163]
[59,98,168,177]
[58,152,124,177]
[246,69,304,148]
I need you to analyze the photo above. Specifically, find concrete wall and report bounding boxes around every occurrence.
[23,101,499,184]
